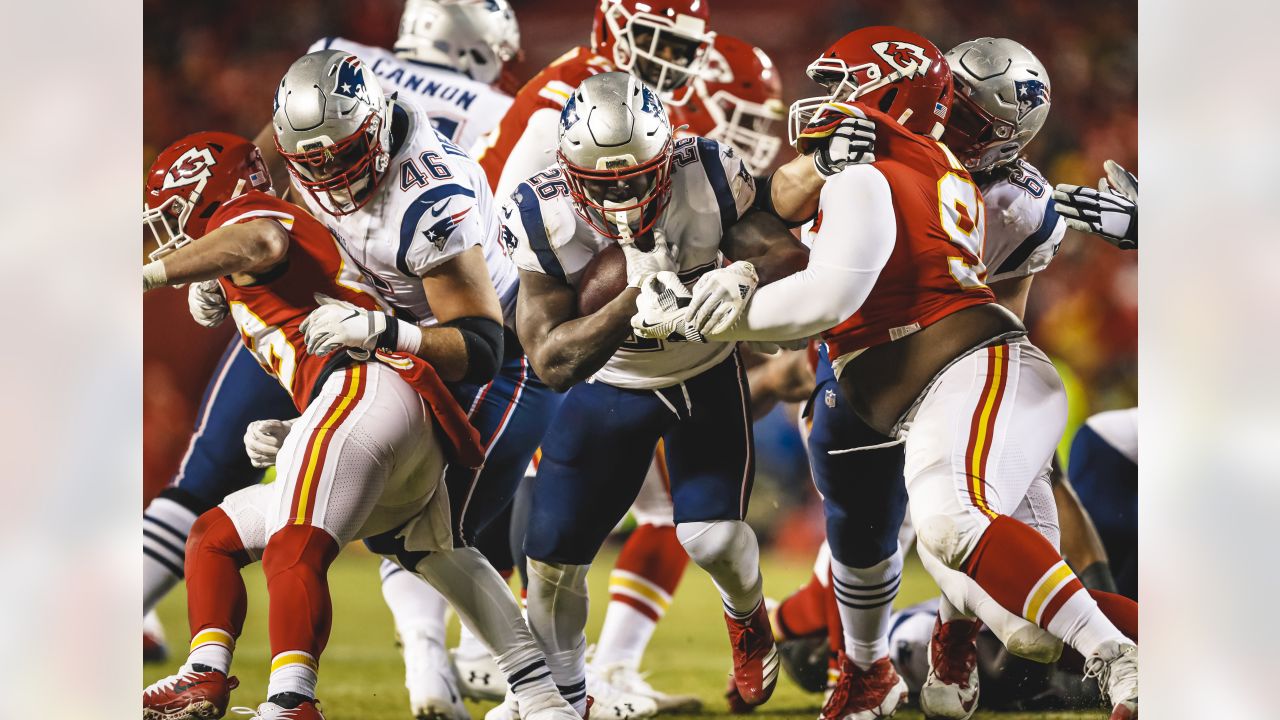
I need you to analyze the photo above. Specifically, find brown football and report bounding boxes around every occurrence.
[575,243,628,316]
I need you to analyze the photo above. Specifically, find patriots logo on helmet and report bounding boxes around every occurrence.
[560,94,581,135]
[872,41,931,77]
[1014,79,1050,121]
[639,85,665,121]
[162,147,217,190]
[333,55,372,105]
[422,204,472,251]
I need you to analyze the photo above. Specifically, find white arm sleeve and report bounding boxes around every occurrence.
[493,108,564,201]
[711,164,896,342]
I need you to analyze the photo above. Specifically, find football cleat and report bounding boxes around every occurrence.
[724,603,780,707]
[451,646,508,701]
[483,689,585,720]
[144,610,170,664]
[591,662,702,714]
[399,629,470,720]
[819,654,908,720]
[587,664,659,719]
[143,665,239,720]
[723,673,754,714]
[918,618,981,720]
[228,699,324,719]
[1084,640,1138,719]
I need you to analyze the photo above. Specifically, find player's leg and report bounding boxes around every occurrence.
[451,501,519,702]
[903,340,1136,717]
[144,341,296,650]
[1068,419,1139,600]
[661,352,776,707]
[523,381,669,716]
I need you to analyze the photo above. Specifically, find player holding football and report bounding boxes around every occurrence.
[637,27,1139,720]
[139,132,577,720]
[500,71,811,719]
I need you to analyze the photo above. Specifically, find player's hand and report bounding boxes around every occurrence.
[688,261,758,336]
[1103,159,1138,204]
[300,294,389,356]
[797,104,876,176]
[619,229,679,288]
[243,418,296,468]
[187,280,228,328]
[1053,176,1138,250]
[631,271,704,342]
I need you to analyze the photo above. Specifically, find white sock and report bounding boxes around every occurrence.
[456,620,490,661]
[380,558,447,641]
[143,497,198,612]
[526,559,591,715]
[186,628,235,674]
[1046,588,1128,658]
[831,549,903,669]
[676,520,763,617]
[593,601,656,669]
[267,652,319,701]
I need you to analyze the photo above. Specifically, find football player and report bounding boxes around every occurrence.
[139,132,576,720]
[501,72,811,719]
[1065,407,1138,599]
[643,27,1140,720]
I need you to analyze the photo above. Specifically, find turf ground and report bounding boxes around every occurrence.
[145,546,1101,719]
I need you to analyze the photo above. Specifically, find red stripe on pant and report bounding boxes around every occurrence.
[290,367,366,525]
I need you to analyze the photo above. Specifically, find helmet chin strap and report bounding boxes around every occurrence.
[612,210,634,242]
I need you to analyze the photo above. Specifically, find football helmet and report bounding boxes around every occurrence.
[591,0,714,105]
[273,50,393,216]
[557,72,674,239]
[943,37,1051,172]
[675,34,784,175]
[395,0,521,85]
[787,26,952,149]
[143,131,270,261]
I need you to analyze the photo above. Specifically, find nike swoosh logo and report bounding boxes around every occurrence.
[172,679,204,693]
[430,201,450,218]
[342,310,361,322]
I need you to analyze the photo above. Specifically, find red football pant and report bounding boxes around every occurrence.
[262,524,341,659]
[185,507,250,640]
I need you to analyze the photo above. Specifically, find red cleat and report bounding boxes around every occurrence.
[819,654,907,720]
[918,618,981,719]
[723,673,754,714]
[143,666,239,719]
[724,603,779,707]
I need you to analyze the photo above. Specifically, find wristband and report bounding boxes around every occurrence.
[143,260,168,291]
[376,316,423,355]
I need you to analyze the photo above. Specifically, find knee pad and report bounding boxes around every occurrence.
[676,520,753,569]
[1004,624,1064,664]
[915,513,982,569]
[186,508,250,569]
[262,525,339,581]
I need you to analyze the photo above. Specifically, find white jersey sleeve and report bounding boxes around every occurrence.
[490,107,564,204]
[690,137,757,221]
[501,168,588,282]
[981,160,1066,283]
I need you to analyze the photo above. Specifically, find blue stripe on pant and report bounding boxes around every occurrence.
[524,352,754,566]
[1068,424,1138,599]
[807,346,908,567]
[160,338,298,512]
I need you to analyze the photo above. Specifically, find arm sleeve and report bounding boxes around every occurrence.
[710,164,896,342]
[493,107,564,201]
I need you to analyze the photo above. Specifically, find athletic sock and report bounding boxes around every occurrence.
[144,496,199,612]
[262,524,340,698]
[594,524,689,668]
[676,520,764,617]
[379,557,448,641]
[526,559,592,715]
[267,652,319,701]
[183,508,250,674]
[964,515,1128,657]
[830,549,903,669]
[186,629,235,674]
[773,569,830,641]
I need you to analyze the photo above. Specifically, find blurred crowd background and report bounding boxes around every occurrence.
[143,0,1137,552]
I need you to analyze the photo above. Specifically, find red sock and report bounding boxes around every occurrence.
[774,571,828,640]
[185,508,250,641]
[262,525,340,659]
[1088,589,1138,642]
[609,524,689,618]
[964,516,1089,631]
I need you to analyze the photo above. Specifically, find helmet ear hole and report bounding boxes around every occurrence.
[878,87,898,113]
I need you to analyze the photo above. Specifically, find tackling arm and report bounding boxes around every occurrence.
[142,219,289,290]
[515,269,640,393]
[760,154,827,223]
[720,210,811,285]
[408,245,505,383]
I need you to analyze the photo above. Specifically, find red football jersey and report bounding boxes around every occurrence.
[209,191,383,412]
[475,47,616,190]
[822,106,995,359]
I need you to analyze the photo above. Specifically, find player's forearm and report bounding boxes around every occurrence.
[714,263,880,342]
[143,220,288,290]
[528,289,639,392]
[989,275,1034,321]
[765,154,826,223]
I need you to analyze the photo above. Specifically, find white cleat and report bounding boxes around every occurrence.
[591,663,702,714]
[400,629,470,720]
[452,646,509,702]
[587,664,659,719]
[918,618,980,720]
[483,689,581,720]
[1084,640,1138,720]
[483,693,520,720]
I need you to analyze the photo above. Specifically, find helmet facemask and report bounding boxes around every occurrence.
[786,57,885,149]
[943,77,1024,172]
[702,87,784,175]
[277,111,390,216]
[558,139,674,239]
[143,186,201,262]
[603,4,712,106]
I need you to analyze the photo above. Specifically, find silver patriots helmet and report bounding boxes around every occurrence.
[557,71,674,239]
[273,50,393,216]
[943,37,1051,172]
[395,0,521,85]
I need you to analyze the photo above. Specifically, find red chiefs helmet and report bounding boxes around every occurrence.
[591,0,714,105]
[787,26,953,149]
[143,131,271,261]
[672,35,785,175]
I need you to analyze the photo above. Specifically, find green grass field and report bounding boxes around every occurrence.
[145,546,1101,719]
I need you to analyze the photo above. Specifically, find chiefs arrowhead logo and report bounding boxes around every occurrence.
[872,41,931,77]
[162,147,217,190]
[703,45,735,85]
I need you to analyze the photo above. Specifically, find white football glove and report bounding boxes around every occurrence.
[631,271,704,342]
[300,294,390,356]
[1053,161,1138,250]
[187,280,228,328]
[619,228,679,288]
[1103,159,1138,204]
[688,261,759,336]
[244,418,297,469]
[797,104,877,177]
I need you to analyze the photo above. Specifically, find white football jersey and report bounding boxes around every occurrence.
[294,96,519,327]
[979,159,1066,283]
[308,37,514,151]
[505,137,756,390]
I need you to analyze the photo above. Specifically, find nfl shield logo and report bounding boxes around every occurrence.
[825,388,838,408]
